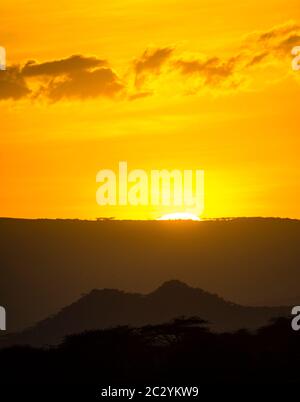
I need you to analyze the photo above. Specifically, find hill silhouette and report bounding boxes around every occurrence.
[0,280,290,348]
[1,217,299,332]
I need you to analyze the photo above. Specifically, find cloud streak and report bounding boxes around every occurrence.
[0,22,299,102]
[174,56,238,86]
[170,22,300,90]
[134,47,174,87]
[22,55,107,77]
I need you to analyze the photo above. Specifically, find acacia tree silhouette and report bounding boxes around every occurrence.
[0,316,299,385]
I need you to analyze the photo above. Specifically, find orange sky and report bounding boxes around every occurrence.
[1,0,300,219]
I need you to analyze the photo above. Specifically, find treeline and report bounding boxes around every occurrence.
[0,317,299,384]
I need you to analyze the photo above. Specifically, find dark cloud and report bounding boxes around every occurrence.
[171,22,300,90]
[257,23,299,42]
[45,67,123,101]
[135,47,174,74]
[0,23,299,102]
[246,52,268,67]
[129,91,152,101]
[134,47,174,87]
[0,54,122,101]
[276,34,300,53]
[174,56,238,85]
[247,23,300,60]
[22,55,106,77]
[0,66,30,100]
[20,54,123,101]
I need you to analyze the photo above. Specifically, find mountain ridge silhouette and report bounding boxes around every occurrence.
[0,280,290,348]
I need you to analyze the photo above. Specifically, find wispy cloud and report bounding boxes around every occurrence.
[1,22,299,102]
[134,47,174,87]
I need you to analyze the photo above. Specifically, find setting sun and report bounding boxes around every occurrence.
[157,212,201,221]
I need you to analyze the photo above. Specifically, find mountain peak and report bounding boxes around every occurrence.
[154,280,192,292]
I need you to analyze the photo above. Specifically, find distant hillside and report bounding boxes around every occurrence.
[0,217,299,332]
[0,280,290,347]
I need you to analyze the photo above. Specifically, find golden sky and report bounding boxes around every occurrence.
[1,0,300,219]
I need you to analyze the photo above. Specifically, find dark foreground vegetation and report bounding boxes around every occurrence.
[1,316,299,385]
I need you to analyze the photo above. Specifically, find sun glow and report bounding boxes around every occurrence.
[157,212,201,221]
